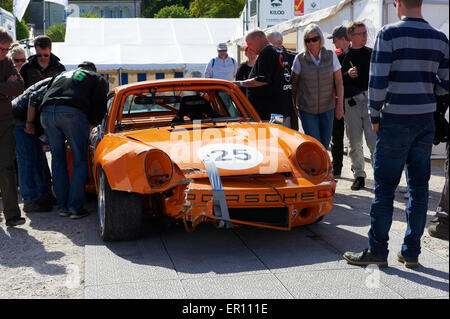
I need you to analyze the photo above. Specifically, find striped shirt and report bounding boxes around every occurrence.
[368,17,449,125]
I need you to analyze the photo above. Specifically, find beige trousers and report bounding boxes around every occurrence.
[343,92,376,179]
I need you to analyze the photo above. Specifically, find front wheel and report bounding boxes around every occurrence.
[98,169,143,241]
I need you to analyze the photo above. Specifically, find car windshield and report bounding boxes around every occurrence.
[118,86,252,131]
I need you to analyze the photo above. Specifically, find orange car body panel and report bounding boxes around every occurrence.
[86,78,336,231]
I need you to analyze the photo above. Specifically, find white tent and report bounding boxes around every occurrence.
[52,17,240,74]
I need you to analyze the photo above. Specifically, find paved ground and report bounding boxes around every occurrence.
[0,153,448,299]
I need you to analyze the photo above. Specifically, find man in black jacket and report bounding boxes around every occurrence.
[267,31,298,130]
[19,35,66,196]
[19,35,66,89]
[40,62,107,219]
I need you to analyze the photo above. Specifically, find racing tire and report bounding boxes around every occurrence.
[98,169,143,241]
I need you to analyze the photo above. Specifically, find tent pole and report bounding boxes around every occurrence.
[43,0,46,34]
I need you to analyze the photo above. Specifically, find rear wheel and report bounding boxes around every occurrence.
[98,169,143,241]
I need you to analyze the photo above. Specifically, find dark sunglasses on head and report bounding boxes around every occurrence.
[305,36,320,44]
[36,53,50,58]
[14,58,26,63]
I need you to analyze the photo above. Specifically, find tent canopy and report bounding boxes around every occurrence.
[52,17,240,71]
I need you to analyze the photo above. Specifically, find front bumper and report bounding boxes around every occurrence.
[163,175,336,231]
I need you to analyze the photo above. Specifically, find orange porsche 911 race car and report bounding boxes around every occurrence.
[84,78,336,241]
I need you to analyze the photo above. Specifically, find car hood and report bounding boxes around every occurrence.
[121,123,299,178]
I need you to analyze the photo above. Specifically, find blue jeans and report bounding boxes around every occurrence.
[298,109,334,149]
[40,105,90,212]
[14,123,49,203]
[368,122,435,261]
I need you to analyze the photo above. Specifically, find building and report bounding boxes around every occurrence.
[29,0,142,35]
[70,0,142,18]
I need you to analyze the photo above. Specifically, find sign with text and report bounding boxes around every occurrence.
[294,0,304,16]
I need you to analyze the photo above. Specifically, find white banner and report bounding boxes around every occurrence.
[44,0,69,8]
[13,0,30,21]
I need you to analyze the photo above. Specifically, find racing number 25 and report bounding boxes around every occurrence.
[211,149,251,162]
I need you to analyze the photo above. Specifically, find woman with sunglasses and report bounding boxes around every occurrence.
[8,43,27,72]
[291,24,344,150]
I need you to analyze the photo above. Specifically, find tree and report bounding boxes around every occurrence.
[80,12,102,18]
[190,0,245,18]
[142,0,191,18]
[15,19,29,40]
[154,5,193,18]
[0,0,31,40]
[46,23,66,42]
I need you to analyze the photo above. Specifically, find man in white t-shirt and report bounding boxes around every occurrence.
[204,43,238,81]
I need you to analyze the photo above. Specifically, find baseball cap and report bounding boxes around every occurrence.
[78,61,97,72]
[327,26,348,39]
[217,43,228,51]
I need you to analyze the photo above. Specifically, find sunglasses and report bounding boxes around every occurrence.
[14,58,26,63]
[305,36,320,44]
[0,47,11,53]
[36,53,50,58]
[352,31,368,37]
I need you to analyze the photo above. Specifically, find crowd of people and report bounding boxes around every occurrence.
[206,0,450,264]
[0,0,448,267]
[0,31,107,227]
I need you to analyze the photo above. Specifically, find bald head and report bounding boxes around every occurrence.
[245,30,269,54]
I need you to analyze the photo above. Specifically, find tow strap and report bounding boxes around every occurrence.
[201,157,233,228]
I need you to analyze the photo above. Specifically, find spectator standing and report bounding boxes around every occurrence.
[328,26,350,177]
[338,21,376,190]
[12,78,54,213]
[40,62,107,219]
[19,35,65,199]
[0,27,25,227]
[235,45,257,96]
[291,24,344,148]
[267,31,299,131]
[429,142,449,240]
[204,43,238,81]
[428,93,449,240]
[344,0,449,268]
[233,30,293,127]
[8,43,27,73]
[20,35,65,89]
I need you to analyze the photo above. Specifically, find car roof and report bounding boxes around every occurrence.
[112,78,234,94]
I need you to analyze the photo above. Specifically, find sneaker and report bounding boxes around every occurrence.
[343,248,388,267]
[69,207,89,220]
[351,177,365,191]
[428,220,449,240]
[430,216,440,223]
[397,251,420,269]
[23,201,52,213]
[5,216,26,227]
[38,193,57,207]
[59,210,71,217]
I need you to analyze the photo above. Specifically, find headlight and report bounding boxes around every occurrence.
[145,149,173,189]
[296,142,330,178]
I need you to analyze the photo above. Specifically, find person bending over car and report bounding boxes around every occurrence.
[39,61,107,219]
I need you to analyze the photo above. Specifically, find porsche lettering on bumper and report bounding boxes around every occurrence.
[186,191,318,204]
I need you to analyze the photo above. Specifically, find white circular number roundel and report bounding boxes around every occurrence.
[198,143,264,170]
